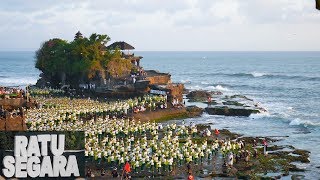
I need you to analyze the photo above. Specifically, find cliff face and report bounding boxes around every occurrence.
[146,75,171,85]
[145,70,171,85]
[167,83,184,102]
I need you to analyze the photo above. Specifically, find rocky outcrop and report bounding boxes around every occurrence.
[167,83,184,102]
[145,70,171,85]
[205,106,260,117]
[186,90,223,102]
[317,0,320,10]
[186,105,204,117]
[134,80,150,90]
[186,90,211,102]
[185,92,267,117]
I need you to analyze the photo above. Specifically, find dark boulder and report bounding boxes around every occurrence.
[186,105,204,117]
[186,90,211,102]
[222,101,244,106]
[205,106,260,117]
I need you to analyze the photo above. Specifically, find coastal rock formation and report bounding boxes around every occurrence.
[167,83,184,102]
[186,90,212,102]
[145,70,171,85]
[186,90,223,102]
[133,106,203,123]
[186,105,204,117]
[205,106,260,117]
[186,92,266,117]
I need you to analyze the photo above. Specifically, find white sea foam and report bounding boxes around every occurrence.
[249,111,271,119]
[188,85,201,90]
[0,77,37,86]
[251,72,268,77]
[287,107,294,110]
[289,118,320,127]
[200,81,210,85]
[205,85,230,91]
[180,79,191,84]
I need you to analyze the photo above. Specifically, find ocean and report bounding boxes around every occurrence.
[1,51,320,178]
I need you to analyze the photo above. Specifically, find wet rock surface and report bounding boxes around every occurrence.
[186,90,223,102]
[205,106,260,117]
[186,90,212,102]
[186,92,267,117]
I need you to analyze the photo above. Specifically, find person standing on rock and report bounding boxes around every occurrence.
[207,96,212,107]
[227,152,234,167]
[187,162,191,173]
[214,129,220,137]
[253,148,258,158]
[122,161,131,179]
[188,172,195,180]
[253,139,257,147]
[263,139,268,156]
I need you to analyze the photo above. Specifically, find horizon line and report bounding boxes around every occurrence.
[1,50,320,52]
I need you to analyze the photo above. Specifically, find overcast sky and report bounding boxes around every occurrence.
[0,0,319,51]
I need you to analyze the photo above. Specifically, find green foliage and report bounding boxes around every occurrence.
[106,54,133,78]
[35,38,69,74]
[35,33,129,87]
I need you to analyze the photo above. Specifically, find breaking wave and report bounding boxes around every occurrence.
[179,79,192,84]
[205,85,230,91]
[250,72,268,77]
[0,77,38,86]
[192,72,320,81]
[249,111,271,119]
[289,118,320,127]
[200,81,210,85]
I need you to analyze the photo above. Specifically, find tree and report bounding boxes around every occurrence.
[106,52,133,78]
[35,33,134,88]
[35,38,69,86]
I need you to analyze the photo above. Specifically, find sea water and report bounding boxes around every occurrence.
[140,51,320,178]
[1,51,320,178]
[0,51,40,87]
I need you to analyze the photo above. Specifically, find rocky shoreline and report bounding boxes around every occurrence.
[186,90,267,116]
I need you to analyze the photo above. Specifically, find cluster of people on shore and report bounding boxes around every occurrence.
[28,88,64,96]
[25,95,167,130]
[0,86,25,99]
[27,111,246,176]
[130,68,147,83]
[24,93,265,178]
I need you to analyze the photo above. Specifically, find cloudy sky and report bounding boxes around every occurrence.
[0,0,319,51]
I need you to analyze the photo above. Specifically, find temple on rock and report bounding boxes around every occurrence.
[72,32,184,101]
[98,39,183,102]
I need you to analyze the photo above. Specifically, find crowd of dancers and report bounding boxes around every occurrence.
[24,93,266,178]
